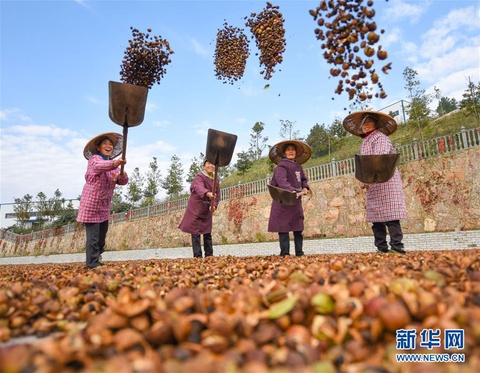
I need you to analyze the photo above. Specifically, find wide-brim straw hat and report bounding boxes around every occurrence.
[269,139,312,165]
[83,132,123,160]
[343,110,398,136]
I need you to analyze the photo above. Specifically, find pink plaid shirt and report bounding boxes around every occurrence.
[361,130,407,222]
[76,155,128,223]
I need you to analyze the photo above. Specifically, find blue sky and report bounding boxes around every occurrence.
[1,0,479,203]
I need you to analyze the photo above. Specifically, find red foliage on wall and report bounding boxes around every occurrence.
[226,198,257,228]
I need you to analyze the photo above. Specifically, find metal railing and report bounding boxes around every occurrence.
[2,127,479,243]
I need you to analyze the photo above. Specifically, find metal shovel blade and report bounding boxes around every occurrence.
[205,129,238,167]
[267,184,297,206]
[108,81,148,127]
[354,153,400,184]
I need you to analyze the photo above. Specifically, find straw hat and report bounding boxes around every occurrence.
[269,139,312,165]
[83,132,123,160]
[343,110,398,136]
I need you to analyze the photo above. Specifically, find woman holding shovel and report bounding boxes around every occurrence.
[179,160,220,258]
[268,140,311,256]
[77,132,128,269]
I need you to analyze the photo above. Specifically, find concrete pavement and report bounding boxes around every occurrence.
[0,230,478,265]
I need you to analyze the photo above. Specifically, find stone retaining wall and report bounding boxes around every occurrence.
[2,148,479,257]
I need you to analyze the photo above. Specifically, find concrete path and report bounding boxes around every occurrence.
[0,230,478,265]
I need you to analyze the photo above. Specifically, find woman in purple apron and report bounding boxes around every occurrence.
[179,160,220,258]
[268,140,311,256]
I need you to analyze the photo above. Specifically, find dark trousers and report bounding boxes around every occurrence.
[192,233,213,258]
[279,231,304,256]
[372,220,404,251]
[85,220,109,268]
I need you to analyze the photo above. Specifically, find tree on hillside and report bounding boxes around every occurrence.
[249,122,268,160]
[126,167,144,208]
[34,189,65,226]
[143,157,162,206]
[161,154,184,199]
[279,119,301,140]
[217,164,233,180]
[306,118,346,158]
[13,194,33,229]
[235,150,254,175]
[306,123,330,158]
[329,118,347,139]
[111,191,130,214]
[35,192,49,228]
[436,97,458,116]
[459,77,480,124]
[54,200,77,228]
[46,189,65,223]
[186,152,232,184]
[403,67,432,138]
[186,152,205,183]
[434,86,457,117]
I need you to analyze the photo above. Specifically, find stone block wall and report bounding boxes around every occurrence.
[2,148,479,257]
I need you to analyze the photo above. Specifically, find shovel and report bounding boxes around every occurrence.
[267,184,297,206]
[205,128,238,211]
[354,153,400,184]
[268,184,310,206]
[108,81,149,173]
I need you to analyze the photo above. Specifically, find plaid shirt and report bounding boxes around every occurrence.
[361,130,407,222]
[76,155,128,223]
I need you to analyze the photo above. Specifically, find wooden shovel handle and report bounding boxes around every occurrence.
[210,164,219,212]
[121,124,128,174]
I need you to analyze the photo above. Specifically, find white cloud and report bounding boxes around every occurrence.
[85,95,103,105]
[426,67,480,102]
[399,41,419,64]
[0,118,179,203]
[408,6,480,95]
[0,108,33,123]
[395,3,480,100]
[0,124,86,202]
[238,82,261,97]
[152,119,172,127]
[130,140,176,157]
[146,102,159,113]
[234,117,248,125]
[416,45,480,84]
[380,27,401,49]
[7,124,77,139]
[193,120,214,137]
[74,0,98,15]
[435,6,479,34]
[384,0,431,24]
[421,6,480,59]
[190,38,210,57]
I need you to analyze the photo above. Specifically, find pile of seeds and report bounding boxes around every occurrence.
[1,250,479,372]
[309,0,391,101]
[214,22,250,85]
[120,27,174,89]
[246,2,286,80]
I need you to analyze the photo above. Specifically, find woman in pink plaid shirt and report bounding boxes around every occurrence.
[77,133,128,269]
[343,111,407,255]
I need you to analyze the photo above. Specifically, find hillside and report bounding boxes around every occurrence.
[221,109,479,188]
